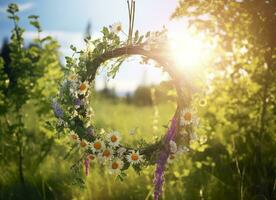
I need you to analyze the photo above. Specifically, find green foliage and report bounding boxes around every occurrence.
[172,0,276,199]
[0,3,66,199]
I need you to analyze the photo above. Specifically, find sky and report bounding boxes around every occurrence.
[0,0,186,95]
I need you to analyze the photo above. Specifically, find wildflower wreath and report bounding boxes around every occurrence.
[52,1,199,199]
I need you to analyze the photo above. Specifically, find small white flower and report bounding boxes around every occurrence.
[111,22,122,33]
[110,159,124,174]
[107,131,121,147]
[79,81,89,95]
[57,119,64,126]
[126,150,143,165]
[100,148,113,161]
[169,140,177,154]
[91,139,105,152]
[180,108,196,126]
[117,147,127,157]
[69,132,79,142]
[79,139,89,149]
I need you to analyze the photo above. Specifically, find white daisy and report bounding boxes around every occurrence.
[91,139,105,152]
[69,132,79,142]
[126,150,143,165]
[180,108,195,126]
[99,148,113,162]
[78,81,89,95]
[107,131,121,147]
[110,159,124,174]
[169,140,177,154]
[110,22,122,33]
[79,139,89,149]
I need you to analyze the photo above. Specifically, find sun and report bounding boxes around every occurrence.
[168,29,215,74]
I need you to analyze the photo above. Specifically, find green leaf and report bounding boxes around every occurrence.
[7,3,19,14]
[28,15,39,19]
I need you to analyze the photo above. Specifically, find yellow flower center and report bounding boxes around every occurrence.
[131,153,139,161]
[79,83,87,91]
[111,135,117,142]
[71,134,78,140]
[184,112,192,121]
[103,149,111,157]
[112,162,119,169]
[80,140,87,148]
[94,142,101,150]
[116,26,122,32]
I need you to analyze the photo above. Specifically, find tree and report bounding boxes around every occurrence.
[172,0,276,199]
[0,3,62,189]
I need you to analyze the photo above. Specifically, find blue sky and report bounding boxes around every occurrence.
[0,0,186,95]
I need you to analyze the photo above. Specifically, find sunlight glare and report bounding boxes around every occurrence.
[168,29,214,74]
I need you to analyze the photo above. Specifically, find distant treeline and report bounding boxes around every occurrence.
[98,81,176,106]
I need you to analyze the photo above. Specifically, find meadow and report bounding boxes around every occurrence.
[1,1,275,200]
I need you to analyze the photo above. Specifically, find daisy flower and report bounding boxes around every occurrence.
[127,150,143,165]
[91,139,105,152]
[79,81,89,95]
[110,22,122,33]
[169,140,177,154]
[101,148,113,159]
[107,131,121,147]
[110,159,124,174]
[80,139,89,149]
[69,132,79,142]
[98,148,113,163]
[180,108,196,126]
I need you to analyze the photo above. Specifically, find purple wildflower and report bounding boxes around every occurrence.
[84,158,90,176]
[75,98,82,108]
[154,116,177,200]
[52,100,63,118]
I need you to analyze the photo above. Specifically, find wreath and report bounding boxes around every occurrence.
[52,1,199,199]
